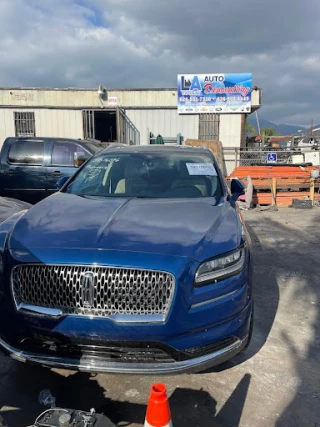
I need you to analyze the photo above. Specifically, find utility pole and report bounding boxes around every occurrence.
[255,111,261,135]
[311,119,314,137]
[255,111,261,150]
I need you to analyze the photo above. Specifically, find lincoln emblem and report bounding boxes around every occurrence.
[81,272,95,308]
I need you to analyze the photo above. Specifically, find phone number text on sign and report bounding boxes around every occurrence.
[177,73,253,114]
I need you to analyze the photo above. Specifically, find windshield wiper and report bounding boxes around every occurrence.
[72,193,159,199]
[134,195,158,199]
[73,194,98,198]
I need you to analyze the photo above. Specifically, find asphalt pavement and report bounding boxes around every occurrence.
[0,207,319,427]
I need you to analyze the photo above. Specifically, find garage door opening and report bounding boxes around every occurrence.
[94,111,117,143]
[83,110,117,143]
[83,109,140,145]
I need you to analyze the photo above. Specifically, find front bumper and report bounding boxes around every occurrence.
[0,334,248,375]
[1,248,253,374]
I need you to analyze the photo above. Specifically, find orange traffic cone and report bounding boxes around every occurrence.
[144,383,172,427]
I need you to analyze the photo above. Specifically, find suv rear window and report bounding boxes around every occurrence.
[8,139,45,165]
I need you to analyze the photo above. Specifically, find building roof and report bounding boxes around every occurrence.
[0,86,262,111]
[0,87,178,92]
[0,86,262,92]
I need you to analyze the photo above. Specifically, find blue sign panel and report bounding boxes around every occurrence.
[177,73,252,114]
[267,153,277,163]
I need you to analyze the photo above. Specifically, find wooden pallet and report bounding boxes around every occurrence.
[228,166,320,207]
[228,165,319,179]
[251,192,320,207]
[232,177,312,190]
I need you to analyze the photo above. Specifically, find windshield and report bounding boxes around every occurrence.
[64,151,223,199]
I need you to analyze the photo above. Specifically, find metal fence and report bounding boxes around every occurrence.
[223,147,320,176]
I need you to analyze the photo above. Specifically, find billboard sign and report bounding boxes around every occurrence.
[177,73,252,114]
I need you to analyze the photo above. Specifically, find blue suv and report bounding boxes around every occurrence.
[0,145,253,374]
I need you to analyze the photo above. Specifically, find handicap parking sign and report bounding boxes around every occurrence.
[267,153,277,163]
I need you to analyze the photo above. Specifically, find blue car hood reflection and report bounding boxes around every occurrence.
[9,193,241,262]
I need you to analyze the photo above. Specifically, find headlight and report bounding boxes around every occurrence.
[195,247,246,286]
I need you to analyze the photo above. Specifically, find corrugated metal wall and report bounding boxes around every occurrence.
[218,114,244,175]
[0,89,178,108]
[0,88,262,109]
[125,109,199,145]
[0,106,246,152]
[0,110,15,144]
[0,107,199,148]
[0,109,83,148]
[35,109,83,138]
[219,114,242,148]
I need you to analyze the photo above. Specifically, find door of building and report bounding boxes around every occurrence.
[199,113,220,140]
[83,109,140,145]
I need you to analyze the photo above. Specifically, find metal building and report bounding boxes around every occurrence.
[0,87,262,148]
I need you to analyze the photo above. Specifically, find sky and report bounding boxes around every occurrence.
[0,0,319,126]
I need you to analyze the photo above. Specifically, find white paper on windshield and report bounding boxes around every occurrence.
[186,163,217,176]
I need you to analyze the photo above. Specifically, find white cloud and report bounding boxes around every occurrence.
[0,0,319,125]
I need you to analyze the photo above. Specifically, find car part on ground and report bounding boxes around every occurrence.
[0,407,115,427]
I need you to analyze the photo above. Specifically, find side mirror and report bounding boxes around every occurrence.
[231,178,245,201]
[74,152,86,168]
[56,176,69,190]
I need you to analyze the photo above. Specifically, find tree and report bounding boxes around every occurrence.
[246,122,257,135]
[261,127,281,137]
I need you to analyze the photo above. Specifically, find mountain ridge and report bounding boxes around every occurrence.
[247,116,320,135]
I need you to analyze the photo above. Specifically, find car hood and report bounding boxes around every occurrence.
[9,193,241,262]
[0,197,31,223]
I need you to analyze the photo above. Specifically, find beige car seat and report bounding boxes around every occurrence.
[115,158,147,194]
[171,162,210,196]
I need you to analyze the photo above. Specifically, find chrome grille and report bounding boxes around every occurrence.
[11,265,175,320]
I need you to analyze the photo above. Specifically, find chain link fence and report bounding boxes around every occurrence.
[223,147,320,176]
